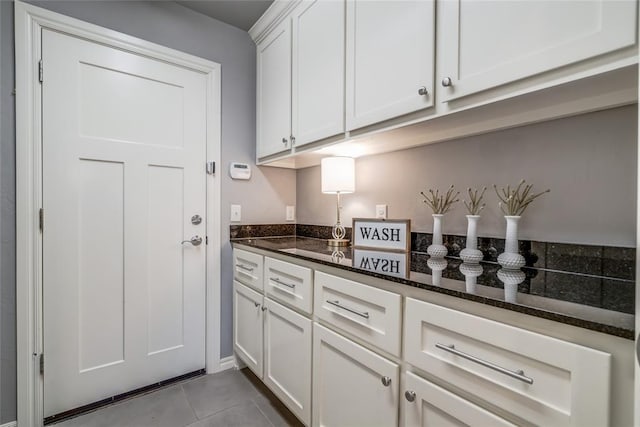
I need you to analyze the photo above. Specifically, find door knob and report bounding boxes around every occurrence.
[182,236,203,246]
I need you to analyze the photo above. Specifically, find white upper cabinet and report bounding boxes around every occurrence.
[257,19,292,158]
[438,0,638,102]
[292,0,345,147]
[346,0,435,131]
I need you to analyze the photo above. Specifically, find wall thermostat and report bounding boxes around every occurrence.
[229,162,251,180]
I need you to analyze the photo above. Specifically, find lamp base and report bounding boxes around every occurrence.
[327,238,350,247]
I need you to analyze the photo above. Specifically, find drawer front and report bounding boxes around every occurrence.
[403,371,516,427]
[264,257,313,315]
[314,271,402,357]
[233,249,263,292]
[313,323,399,427]
[404,298,611,427]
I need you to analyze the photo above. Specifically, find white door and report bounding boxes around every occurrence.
[233,281,264,377]
[312,323,399,427]
[263,298,312,425]
[346,0,434,131]
[438,0,637,102]
[257,18,292,158]
[403,372,515,427]
[292,0,345,147]
[42,29,207,417]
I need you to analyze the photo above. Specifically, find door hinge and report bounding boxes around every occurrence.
[39,353,44,375]
[38,59,43,83]
[206,161,215,175]
[39,208,44,232]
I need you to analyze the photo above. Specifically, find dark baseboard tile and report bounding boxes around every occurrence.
[296,224,353,241]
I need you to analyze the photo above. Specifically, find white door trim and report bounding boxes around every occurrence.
[15,2,222,425]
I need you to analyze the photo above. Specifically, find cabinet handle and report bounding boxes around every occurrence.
[291,135,296,145]
[282,137,288,145]
[441,77,453,87]
[326,300,370,319]
[418,86,428,96]
[261,306,267,312]
[381,376,391,387]
[254,302,260,308]
[404,390,416,402]
[435,343,534,385]
[236,264,254,272]
[270,277,296,288]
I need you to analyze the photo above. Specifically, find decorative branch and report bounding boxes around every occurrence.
[493,180,550,216]
[420,185,460,214]
[463,187,486,215]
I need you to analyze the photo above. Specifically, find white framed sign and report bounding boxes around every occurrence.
[352,249,410,279]
[352,218,411,252]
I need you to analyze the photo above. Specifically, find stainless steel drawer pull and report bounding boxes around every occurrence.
[435,343,534,385]
[236,264,254,272]
[270,277,296,288]
[326,300,370,319]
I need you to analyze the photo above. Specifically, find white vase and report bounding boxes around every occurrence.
[497,268,526,303]
[459,262,482,293]
[427,214,448,258]
[497,215,525,269]
[427,257,448,287]
[459,215,483,263]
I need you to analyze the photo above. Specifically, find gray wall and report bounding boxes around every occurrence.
[0,1,296,422]
[298,105,638,247]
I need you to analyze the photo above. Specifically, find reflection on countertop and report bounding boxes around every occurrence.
[233,236,635,339]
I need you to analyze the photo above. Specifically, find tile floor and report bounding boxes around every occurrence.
[54,368,303,427]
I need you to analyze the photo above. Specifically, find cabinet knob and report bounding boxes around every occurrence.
[441,77,453,87]
[282,137,288,145]
[254,302,260,308]
[261,306,267,312]
[404,390,416,402]
[418,86,428,96]
[381,376,391,387]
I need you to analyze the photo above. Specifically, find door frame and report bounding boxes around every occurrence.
[15,1,222,425]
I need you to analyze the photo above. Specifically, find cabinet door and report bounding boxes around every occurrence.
[292,0,345,147]
[346,0,434,131]
[312,323,399,427]
[257,19,292,158]
[439,0,637,102]
[403,372,515,427]
[233,281,263,377]
[263,298,312,426]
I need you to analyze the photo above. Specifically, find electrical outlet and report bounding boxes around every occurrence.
[376,204,388,219]
[230,204,241,222]
[286,205,295,221]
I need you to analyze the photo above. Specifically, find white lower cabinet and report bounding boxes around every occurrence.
[312,323,399,427]
[233,281,264,376]
[403,371,515,427]
[233,280,312,425]
[263,297,312,425]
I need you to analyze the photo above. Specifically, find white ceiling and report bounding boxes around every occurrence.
[177,0,274,31]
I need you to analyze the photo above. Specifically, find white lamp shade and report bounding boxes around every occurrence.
[321,157,355,194]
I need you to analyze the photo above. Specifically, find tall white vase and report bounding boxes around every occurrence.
[497,268,526,303]
[427,257,448,287]
[460,215,483,263]
[427,214,448,258]
[459,262,482,293]
[497,215,525,269]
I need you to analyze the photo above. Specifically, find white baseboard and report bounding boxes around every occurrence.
[219,355,237,371]
[1,421,17,427]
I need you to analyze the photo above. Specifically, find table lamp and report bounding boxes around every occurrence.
[321,157,355,246]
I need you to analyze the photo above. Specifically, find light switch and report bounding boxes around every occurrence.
[230,204,241,222]
[376,204,388,219]
[286,205,295,221]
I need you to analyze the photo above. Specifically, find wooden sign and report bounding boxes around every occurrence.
[352,249,410,279]
[352,218,410,252]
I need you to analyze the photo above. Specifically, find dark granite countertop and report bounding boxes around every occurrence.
[232,236,635,340]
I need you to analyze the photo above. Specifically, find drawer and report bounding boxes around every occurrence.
[404,371,516,427]
[404,298,611,427]
[233,249,263,291]
[264,257,313,315]
[314,271,402,357]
